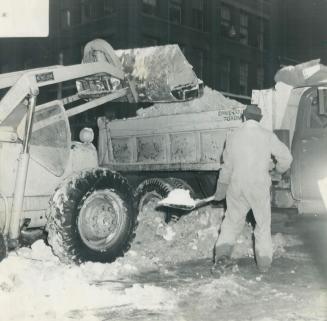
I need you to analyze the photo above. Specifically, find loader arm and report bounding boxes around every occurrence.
[0,61,125,124]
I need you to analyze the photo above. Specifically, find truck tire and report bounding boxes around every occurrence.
[47,169,137,264]
[164,178,194,197]
[134,177,194,223]
[134,178,172,222]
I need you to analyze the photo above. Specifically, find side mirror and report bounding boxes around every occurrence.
[318,87,327,115]
[0,0,49,37]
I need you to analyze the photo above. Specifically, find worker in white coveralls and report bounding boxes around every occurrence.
[213,104,293,273]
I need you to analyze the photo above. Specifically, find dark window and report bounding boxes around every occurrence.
[83,0,97,19]
[220,4,239,39]
[192,0,204,30]
[263,20,269,49]
[318,87,327,115]
[220,56,231,92]
[257,18,264,50]
[240,12,248,45]
[193,49,204,79]
[61,9,71,29]
[257,66,264,88]
[220,4,231,29]
[103,0,114,15]
[169,0,183,24]
[239,62,248,95]
[310,100,327,128]
[142,0,157,15]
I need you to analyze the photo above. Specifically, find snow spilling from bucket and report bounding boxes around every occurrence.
[136,86,245,117]
[116,45,199,102]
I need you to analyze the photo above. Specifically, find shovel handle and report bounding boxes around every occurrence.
[194,195,216,208]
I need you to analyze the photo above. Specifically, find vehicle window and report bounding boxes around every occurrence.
[310,102,327,128]
[31,105,68,148]
[30,103,70,176]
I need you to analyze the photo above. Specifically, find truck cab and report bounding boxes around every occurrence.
[291,86,327,214]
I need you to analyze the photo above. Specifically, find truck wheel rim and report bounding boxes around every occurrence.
[78,190,125,251]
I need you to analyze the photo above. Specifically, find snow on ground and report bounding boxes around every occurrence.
[0,240,176,321]
[0,203,309,321]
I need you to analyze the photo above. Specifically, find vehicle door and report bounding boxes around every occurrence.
[291,86,327,203]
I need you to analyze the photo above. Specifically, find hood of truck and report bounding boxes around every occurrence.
[275,59,327,87]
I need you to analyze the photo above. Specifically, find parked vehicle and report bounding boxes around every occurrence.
[99,77,327,216]
[0,40,202,263]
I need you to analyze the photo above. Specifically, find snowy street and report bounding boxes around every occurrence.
[1,203,326,321]
[1,2,327,321]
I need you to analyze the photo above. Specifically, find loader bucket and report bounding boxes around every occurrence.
[116,45,202,102]
[81,39,202,103]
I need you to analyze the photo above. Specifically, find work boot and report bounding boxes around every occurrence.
[211,255,236,276]
[213,243,233,264]
[256,256,271,273]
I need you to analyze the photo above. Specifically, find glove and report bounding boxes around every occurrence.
[214,182,228,201]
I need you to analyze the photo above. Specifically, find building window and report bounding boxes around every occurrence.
[239,62,248,95]
[142,0,157,15]
[169,0,183,24]
[257,67,264,89]
[220,4,231,30]
[192,0,204,30]
[310,98,327,128]
[61,10,71,28]
[239,12,248,45]
[193,49,204,79]
[83,0,97,19]
[220,56,231,92]
[257,19,264,50]
[103,0,114,15]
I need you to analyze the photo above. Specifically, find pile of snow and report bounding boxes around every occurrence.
[130,200,301,264]
[272,232,303,257]
[0,241,176,321]
[136,86,245,118]
[131,204,223,264]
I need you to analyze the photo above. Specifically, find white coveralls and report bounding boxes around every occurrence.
[215,120,293,265]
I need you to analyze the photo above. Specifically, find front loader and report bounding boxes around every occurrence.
[0,39,202,263]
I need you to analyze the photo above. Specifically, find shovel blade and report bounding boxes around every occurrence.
[157,202,195,211]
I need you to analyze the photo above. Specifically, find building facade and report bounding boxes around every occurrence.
[275,0,327,66]
[55,0,275,102]
[0,0,278,102]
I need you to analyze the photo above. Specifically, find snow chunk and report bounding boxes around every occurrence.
[158,188,196,207]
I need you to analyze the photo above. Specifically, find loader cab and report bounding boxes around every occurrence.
[291,86,327,214]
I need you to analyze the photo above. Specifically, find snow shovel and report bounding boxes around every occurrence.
[158,195,216,211]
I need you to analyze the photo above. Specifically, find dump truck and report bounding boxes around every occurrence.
[97,60,327,220]
[0,39,202,263]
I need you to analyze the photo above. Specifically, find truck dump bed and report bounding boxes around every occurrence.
[98,108,243,172]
